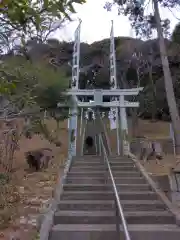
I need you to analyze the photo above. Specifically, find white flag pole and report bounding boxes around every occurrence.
[68,19,81,157]
[110,20,120,155]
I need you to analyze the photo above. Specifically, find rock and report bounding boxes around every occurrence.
[0,232,4,237]
[139,139,153,160]
[19,216,27,225]
[43,187,53,192]
[36,182,45,187]
[18,187,25,194]
[27,218,37,226]
[9,231,21,240]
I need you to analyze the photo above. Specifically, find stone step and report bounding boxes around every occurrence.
[71,161,134,167]
[73,156,131,161]
[73,158,132,163]
[108,159,133,163]
[110,156,132,160]
[61,191,158,201]
[50,224,180,240]
[54,210,175,225]
[67,171,141,178]
[71,166,137,171]
[66,177,146,184]
[63,184,151,191]
[58,200,167,211]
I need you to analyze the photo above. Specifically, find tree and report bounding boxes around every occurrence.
[139,42,158,121]
[0,0,85,32]
[0,0,86,54]
[0,0,86,114]
[105,0,180,154]
[172,22,180,44]
[0,55,70,144]
[116,40,145,136]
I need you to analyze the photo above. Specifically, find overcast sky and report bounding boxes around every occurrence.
[54,0,180,43]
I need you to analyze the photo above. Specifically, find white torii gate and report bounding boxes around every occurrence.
[65,20,143,157]
[66,88,142,155]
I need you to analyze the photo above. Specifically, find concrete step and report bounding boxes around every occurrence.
[73,156,132,162]
[54,210,175,225]
[71,166,137,171]
[72,157,101,162]
[72,161,134,166]
[67,171,141,178]
[63,184,151,191]
[73,161,134,166]
[74,159,134,163]
[61,191,158,201]
[65,177,106,184]
[50,224,180,240]
[66,177,147,184]
[110,155,132,159]
[58,200,167,211]
[110,156,132,161]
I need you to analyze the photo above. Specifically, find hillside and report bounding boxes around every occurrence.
[4,35,180,122]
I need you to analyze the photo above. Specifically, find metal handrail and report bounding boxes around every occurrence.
[97,111,112,155]
[99,134,131,240]
[99,114,112,155]
[81,121,86,156]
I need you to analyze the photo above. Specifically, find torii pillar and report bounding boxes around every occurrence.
[120,95,129,155]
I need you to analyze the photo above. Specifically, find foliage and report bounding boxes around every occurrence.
[0,0,85,119]
[104,0,180,152]
[0,57,69,108]
[0,173,9,185]
[0,0,85,31]
[77,34,180,120]
[12,31,180,122]
[172,22,180,45]
[0,0,86,54]
[104,0,172,38]
[0,56,70,144]
[0,0,81,145]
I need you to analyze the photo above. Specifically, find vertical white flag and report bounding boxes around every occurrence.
[109,20,118,130]
[68,20,81,156]
[109,108,118,130]
[71,20,81,90]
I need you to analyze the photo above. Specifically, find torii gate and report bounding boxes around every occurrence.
[66,20,143,157]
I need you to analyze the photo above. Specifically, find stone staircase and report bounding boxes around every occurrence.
[49,155,180,240]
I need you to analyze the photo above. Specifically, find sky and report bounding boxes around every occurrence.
[54,0,180,44]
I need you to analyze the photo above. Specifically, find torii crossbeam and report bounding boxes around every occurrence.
[64,87,143,155]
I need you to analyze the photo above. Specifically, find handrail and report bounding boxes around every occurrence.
[97,111,112,155]
[99,114,112,155]
[81,119,87,156]
[99,134,131,240]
